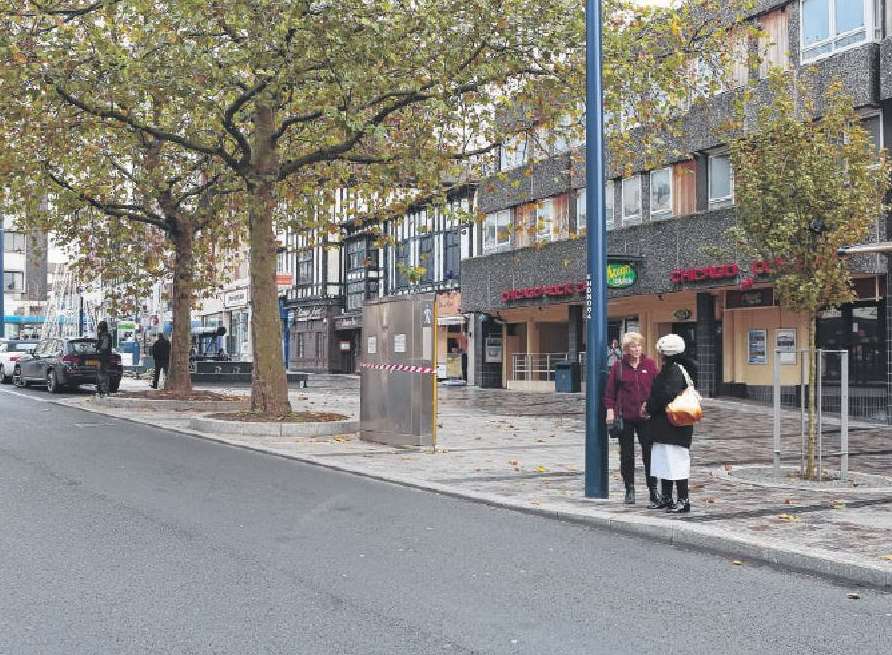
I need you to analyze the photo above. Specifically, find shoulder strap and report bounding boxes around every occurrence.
[675,363,694,389]
[615,359,623,417]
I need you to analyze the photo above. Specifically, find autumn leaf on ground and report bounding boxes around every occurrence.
[508,460,519,466]
[831,500,847,510]
[776,513,800,522]
[880,554,892,561]
[731,560,743,566]
[535,466,547,473]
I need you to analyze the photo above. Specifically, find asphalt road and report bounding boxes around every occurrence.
[1,386,889,654]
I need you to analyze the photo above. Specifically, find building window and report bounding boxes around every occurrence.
[577,184,614,233]
[622,175,642,224]
[483,209,512,252]
[3,232,26,253]
[419,235,434,284]
[801,0,872,61]
[346,280,365,311]
[672,160,697,217]
[346,239,367,272]
[500,135,528,171]
[396,242,410,288]
[650,167,673,217]
[316,332,324,360]
[708,153,734,208]
[297,249,313,285]
[861,111,883,152]
[4,271,23,292]
[444,230,460,281]
[297,333,305,359]
[759,8,791,76]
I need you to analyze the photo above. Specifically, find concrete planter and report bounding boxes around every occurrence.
[189,414,359,438]
[93,397,249,412]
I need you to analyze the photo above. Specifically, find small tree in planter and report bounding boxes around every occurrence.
[728,74,890,479]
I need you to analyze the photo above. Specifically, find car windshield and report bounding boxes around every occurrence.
[13,343,37,352]
[69,340,99,355]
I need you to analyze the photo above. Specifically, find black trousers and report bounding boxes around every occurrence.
[619,420,655,490]
[661,479,690,501]
[152,362,169,389]
[97,359,110,395]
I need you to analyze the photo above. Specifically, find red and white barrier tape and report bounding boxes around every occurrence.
[360,362,436,374]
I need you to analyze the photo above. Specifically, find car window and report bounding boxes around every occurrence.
[17,343,37,352]
[69,340,100,355]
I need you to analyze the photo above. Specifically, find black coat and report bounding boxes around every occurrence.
[645,360,694,448]
[151,338,171,364]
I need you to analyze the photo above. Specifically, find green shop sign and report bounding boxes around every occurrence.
[606,262,637,289]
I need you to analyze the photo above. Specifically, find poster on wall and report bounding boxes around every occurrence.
[485,336,503,363]
[775,329,797,365]
[748,329,767,364]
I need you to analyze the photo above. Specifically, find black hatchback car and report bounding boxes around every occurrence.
[13,337,123,393]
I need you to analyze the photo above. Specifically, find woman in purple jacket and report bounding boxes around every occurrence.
[604,332,658,505]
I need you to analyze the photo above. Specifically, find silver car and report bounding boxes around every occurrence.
[0,339,39,384]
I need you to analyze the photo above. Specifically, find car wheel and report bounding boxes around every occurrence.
[13,366,27,388]
[0,364,9,384]
[47,369,63,394]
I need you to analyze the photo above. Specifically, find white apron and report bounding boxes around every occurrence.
[650,443,690,480]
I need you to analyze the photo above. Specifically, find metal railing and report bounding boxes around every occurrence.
[511,352,567,382]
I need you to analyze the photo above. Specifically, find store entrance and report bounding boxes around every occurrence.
[672,321,698,377]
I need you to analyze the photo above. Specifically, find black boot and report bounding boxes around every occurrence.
[668,498,690,514]
[624,486,635,505]
[648,486,661,506]
[648,494,672,510]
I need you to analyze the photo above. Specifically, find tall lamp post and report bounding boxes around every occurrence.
[585,0,609,498]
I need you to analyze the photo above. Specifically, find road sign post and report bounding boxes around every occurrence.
[585,0,608,498]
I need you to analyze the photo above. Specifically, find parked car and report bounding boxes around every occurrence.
[12,337,123,393]
[0,339,39,384]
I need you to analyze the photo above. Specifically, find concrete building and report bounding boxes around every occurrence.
[461,0,892,421]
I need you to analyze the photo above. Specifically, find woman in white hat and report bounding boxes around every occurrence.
[642,333,696,513]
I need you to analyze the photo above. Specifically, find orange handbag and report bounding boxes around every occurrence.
[666,364,703,427]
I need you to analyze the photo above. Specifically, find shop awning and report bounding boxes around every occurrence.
[438,315,466,326]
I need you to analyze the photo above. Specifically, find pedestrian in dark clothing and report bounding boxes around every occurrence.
[643,333,696,513]
[96,320,113,397]
[604,332,658,505]
[151,334,171,389]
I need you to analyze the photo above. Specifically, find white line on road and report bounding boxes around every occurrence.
[0,388,53,403]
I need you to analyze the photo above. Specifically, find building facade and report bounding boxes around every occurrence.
[461,0,892,421]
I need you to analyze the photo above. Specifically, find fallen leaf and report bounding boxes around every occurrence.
[776,513,800,522]
[535,466,547,473]
[706,497,716,504]
[724,463,733,472]
[831,500,847,510]
[880,554,892,561]
[731,560,743,566]
[784,498,795,505]
[508,460,519,466]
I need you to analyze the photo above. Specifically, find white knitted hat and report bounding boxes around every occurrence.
[656,333,686,356]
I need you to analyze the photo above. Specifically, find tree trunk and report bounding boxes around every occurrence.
[805,314,817,480]
[247,103,291,416]
[166,222,194,395]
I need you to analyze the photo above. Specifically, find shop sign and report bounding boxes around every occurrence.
[726,288,774,309]
[335,315,361,330]
[748,329,768,365]
[116,321,137,331]
[339,341,352,351]
[673,309,692,321]
[224,288,249,308]
[275,273,293,287]
[671,258,785,285]
[606,263,637,289]
[502,281,587,303]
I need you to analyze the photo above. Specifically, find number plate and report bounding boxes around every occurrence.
[85,359,98,367]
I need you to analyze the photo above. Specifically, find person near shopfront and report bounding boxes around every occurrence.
[606,338,622,368]
[95,320,113,397]
[643,333,696,514]
[604,332,658,505]
[150,333,170,389]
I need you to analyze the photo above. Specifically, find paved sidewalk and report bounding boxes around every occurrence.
[62,374,892,588]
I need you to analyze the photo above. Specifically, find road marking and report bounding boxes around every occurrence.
[0,388,53,403]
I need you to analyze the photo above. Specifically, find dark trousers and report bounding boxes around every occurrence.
[661,479,690,501]
[97,359,110,395]
[619,420,655,490]
[152,362,169,389]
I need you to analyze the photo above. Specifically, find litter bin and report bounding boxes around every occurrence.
[554,360,581,393]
